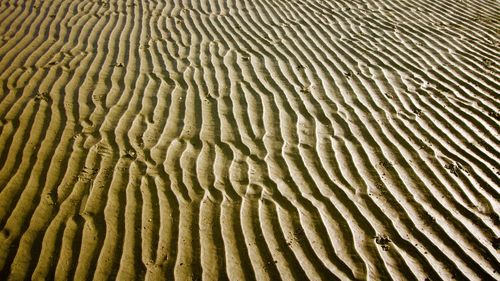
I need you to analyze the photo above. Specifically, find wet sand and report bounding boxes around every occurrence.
[0,0,499,280]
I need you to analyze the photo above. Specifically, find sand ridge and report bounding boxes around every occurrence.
[0,0,499,280]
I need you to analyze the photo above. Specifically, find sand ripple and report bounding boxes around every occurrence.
[0,0,498,280]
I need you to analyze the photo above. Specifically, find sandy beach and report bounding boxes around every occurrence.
[0,0,498,280]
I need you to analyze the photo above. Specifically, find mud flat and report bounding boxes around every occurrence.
[0,0,498,280]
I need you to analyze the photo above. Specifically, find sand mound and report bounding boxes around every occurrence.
[0,0,498,280]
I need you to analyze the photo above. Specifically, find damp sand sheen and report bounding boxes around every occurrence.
[0,0,498,280]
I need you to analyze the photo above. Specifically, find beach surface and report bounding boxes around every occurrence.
[0,0,499,280]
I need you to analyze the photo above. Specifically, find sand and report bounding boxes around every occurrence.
[0,0,498,280]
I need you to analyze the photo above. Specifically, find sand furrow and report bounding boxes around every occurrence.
[0,0,498,280]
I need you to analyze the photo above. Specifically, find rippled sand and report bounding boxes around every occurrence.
[0,0,498,280]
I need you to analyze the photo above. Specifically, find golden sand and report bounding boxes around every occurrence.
[0,0,498,280]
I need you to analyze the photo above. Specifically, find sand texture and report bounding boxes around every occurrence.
[0,0,499,280]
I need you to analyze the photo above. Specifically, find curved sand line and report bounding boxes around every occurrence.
[0,0,498,280]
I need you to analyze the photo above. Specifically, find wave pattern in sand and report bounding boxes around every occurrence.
[0,0,499,280]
